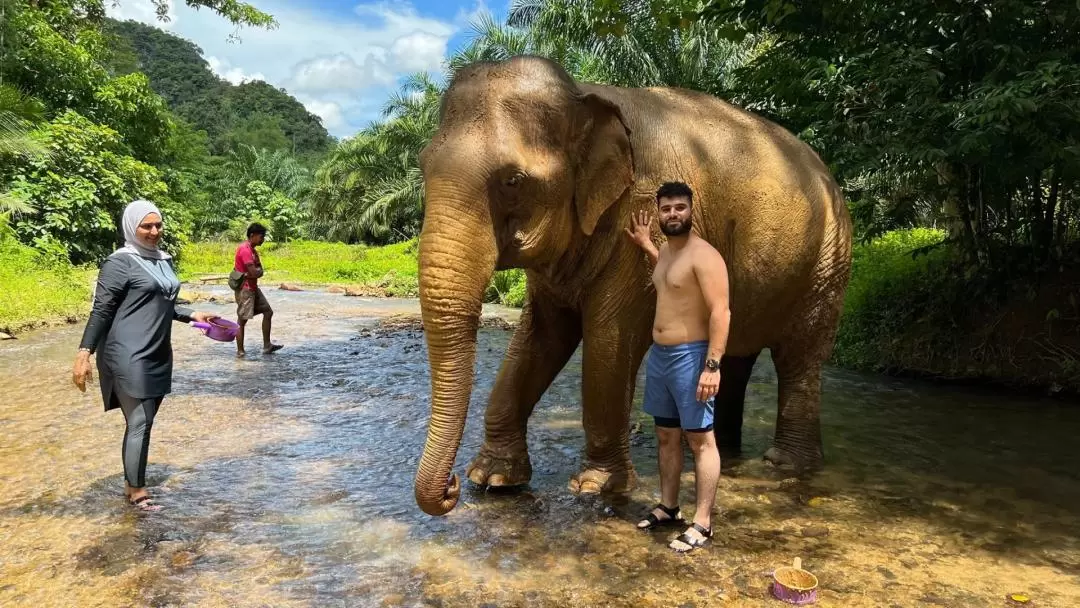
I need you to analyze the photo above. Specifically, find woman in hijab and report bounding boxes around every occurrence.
[72,199,218,512]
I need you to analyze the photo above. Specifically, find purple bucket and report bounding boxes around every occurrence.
[771,558,818,605]
[191,318,239,342]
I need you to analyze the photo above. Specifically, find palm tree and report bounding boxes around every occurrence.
[0,84,46,216]
[504,0,762,94]
[225,144,313,201]
[310,75,440,243]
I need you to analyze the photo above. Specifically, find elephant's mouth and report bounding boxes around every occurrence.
[495,249,521,271]
[494,232,526,270]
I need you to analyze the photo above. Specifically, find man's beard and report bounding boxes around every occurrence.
[660,216,692,236]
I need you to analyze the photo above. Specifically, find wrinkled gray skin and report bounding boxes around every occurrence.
[414,56,852,516]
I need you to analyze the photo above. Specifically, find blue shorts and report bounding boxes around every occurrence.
[643,340,714,431]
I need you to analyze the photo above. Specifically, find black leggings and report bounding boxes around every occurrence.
[117,392,162,488]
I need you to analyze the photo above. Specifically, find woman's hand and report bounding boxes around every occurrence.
[191,311,219,324]
[73,351,93,392]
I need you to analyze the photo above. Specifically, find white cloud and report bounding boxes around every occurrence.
[105,0,461,138]
[390,32,447,72]
[299,97,347,132]
[206,56,266,85]
[290,54,394,92]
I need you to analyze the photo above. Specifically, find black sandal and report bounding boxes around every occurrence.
[670,522,712,552]
[636,503,684,530]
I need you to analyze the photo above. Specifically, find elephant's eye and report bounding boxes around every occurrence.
[503,172,525,188]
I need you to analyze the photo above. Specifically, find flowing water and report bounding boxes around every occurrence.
[1,287,1079,607]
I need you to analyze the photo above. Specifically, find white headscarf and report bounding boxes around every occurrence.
[118,199,171,260]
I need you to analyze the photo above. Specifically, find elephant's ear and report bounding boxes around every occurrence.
[574,92,634,236]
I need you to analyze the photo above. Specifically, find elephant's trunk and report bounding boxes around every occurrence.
[414,193,498,516]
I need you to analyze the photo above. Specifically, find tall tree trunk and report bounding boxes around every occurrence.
[1044,165,1061,263]
[1030,172,1044,253]
[939,161,977,264]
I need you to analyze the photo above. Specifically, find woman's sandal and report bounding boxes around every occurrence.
[637,503,684,530]
[129,495,163,512]
[670,522,712,552]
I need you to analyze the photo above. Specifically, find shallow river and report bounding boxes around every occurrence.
[1,287,1078,607]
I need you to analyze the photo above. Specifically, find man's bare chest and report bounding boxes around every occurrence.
[653,255,697,293]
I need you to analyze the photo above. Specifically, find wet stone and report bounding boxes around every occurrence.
[801,525,830,538]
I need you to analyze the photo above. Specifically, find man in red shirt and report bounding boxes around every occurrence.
[234,223,283,357]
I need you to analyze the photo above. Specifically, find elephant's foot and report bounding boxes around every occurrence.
[466,444,532,488]
[568,462,638,495]
[763,445,823,472]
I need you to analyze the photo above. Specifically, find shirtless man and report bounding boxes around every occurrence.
[625,181,731,552]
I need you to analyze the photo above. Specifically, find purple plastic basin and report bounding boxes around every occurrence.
[771,558,818,605]
[191,318,239,342]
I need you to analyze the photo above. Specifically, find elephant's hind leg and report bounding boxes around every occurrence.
[466,299,581,488]
[765,258,848,470]
[765,348,825,470]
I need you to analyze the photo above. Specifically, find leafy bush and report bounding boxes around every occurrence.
[487,269,528,308]
[222,180,306,243]
[5,111,186,263]
[832,228,951,370]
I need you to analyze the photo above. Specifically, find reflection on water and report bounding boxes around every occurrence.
[1,287,1079,607]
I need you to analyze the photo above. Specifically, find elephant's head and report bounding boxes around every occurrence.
[413,56,634,515]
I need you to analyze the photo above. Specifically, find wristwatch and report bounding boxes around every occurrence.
[705,358,721,371]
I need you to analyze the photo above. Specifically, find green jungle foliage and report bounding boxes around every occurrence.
[104,18,333,157]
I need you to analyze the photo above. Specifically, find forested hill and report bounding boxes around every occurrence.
[103,18,332,156]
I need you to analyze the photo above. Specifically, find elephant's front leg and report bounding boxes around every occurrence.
[466,299,582,487]
[570,300,653,495]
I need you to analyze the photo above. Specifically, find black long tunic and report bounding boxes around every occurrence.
[79,252,193,411]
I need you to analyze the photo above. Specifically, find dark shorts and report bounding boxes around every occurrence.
[235,288,272,321]
[643,340,714,432]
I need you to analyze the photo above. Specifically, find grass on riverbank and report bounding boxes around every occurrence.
[0,231,94,334]
[179,239,422,296]
[179,240,529,305]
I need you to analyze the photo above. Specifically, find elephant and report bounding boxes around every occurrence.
[413,55,852,516]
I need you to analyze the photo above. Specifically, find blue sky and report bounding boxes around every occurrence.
[107,0,509,139]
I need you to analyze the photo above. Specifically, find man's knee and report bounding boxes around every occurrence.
[684,427,717,451]
[655,422,682,446]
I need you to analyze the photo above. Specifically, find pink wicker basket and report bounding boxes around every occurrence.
[771,557,818,605]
